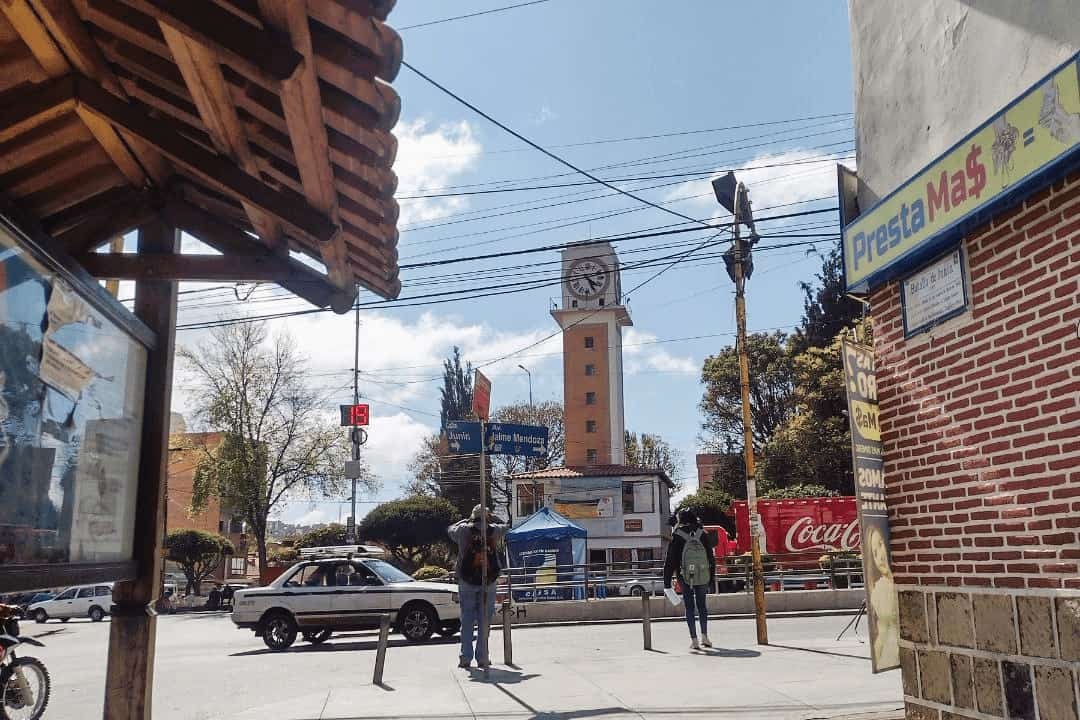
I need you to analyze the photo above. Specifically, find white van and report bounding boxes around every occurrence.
[28,583,114,623]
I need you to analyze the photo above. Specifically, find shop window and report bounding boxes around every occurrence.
[611,548,632,570]
[230,557,246,575]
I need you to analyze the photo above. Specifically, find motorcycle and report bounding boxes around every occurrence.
[0,604,49,720]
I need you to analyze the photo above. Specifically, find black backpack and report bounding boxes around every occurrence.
[459,525,500,586]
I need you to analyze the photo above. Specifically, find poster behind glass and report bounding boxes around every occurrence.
[0,221,146,568]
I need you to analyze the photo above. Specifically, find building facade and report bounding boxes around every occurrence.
[847,4,1079,719]
[508,465,673,568]
[552,242,631,466]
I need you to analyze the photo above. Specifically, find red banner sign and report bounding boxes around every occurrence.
[472,370,491,421]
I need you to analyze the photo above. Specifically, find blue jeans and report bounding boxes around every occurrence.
[682,583,708,638]
[458,582,497,663]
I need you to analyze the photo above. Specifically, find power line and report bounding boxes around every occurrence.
[398,0,555,31]
[402,60,712,229]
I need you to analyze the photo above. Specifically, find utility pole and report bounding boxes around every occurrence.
[713,173,768,645]
[349,296,360,544]
[518,364,533,406]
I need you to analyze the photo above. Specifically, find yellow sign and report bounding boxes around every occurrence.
[844,54,1080,291]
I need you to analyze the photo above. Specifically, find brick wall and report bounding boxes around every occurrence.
[563,322,612,465]
[871,170,1080,720]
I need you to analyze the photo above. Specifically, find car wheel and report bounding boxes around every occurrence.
[302,629,332,645]
[629,585,646,597]
[437,621,460,638]
[34,609,48,624]
[89,606,105,622]
[261,611,298,652]
[399,603,437,643]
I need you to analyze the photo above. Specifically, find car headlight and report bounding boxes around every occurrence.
[451,592,459,603]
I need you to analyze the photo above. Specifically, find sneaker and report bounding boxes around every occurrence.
[458,657,471,669]
[701,635,713,648]
[690,638,700,650]
[477,659,492,669]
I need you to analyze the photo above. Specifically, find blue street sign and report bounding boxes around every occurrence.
[484,423,549,458]
[445,421,483,454]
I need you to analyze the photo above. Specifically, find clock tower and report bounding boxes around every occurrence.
[552,242,631,466]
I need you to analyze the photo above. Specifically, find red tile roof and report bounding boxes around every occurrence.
[509,464,674,488]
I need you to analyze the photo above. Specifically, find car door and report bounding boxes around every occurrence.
[49,588,78,618]
[332,561,385,630]
[281,563,339,630]
[73,586,95,617]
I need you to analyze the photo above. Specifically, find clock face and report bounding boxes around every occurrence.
[567,258,610,299]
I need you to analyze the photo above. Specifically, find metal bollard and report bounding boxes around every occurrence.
[373,613,390,685]
[502,600,513,666]
[641,593,652,651]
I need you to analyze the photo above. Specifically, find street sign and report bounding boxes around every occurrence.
[472,370,491,420]
[344,459,366,479]
[346,515,355,536]
[445,420,483,454]
[340,403,370,427]
[484,422,549,457]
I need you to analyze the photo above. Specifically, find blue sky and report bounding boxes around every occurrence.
[166,1,855,525]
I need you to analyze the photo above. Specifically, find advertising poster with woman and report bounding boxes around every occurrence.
[841,339,899,673]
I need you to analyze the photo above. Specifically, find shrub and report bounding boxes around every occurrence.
[413,565,451,581]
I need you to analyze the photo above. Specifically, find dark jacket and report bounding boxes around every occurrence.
[663,522,717,589]
[448,518,508,585]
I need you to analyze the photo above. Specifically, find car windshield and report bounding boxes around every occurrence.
[364,559,413,584]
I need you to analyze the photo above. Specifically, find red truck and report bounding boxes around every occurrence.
[705,497,861,590]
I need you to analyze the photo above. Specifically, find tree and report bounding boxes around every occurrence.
[760,483,840,499]
[699,331,795,451]
[405,434,443,497]
[440,346,474,429]
[624,431,683,489]
[296,523,347,548]
[358,496,458,571]
[489,400,565,518]
[164,529,235,595]
[707,442,748,500]
[179,321,373,575]
[674,488,735,534]
[790,244,865,355]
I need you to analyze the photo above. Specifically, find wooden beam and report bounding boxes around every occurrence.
[103,219,178,720]
[306,0,403,82]
[257,0,350,292]
[157,22,283,246]
[104,235,124,296]
[56,192,157,255]
[40,182,139,235]
[121,0,302,82]
[73,75,340,245]
[0,75,76,143]
[159,196,353,309]
[79,251,295,280]
[0,0,69,75]
[30,0,124,94]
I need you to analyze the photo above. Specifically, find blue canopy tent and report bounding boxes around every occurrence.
[505,507,587,601]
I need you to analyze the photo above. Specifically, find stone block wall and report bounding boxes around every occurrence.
[870,169,1080,720]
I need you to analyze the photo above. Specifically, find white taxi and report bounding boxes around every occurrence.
[231,546,460,651]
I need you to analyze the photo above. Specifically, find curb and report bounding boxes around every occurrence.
[500,607,862,630]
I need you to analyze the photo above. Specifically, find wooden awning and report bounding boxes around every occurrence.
[0,0,403,312]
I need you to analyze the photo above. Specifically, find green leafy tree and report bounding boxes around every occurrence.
[674,488,735,534]
[179,321,373,574]
[760,483,840,499]
[440,346,474,429]
[164,529,235,595]
[699,331,795,452]
[624,431,684,489]
[358,496,458,571]
[790,244,865,355]
[296,523,347,548]
[405,434,443,497]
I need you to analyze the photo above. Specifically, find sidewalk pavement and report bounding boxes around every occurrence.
[228,616,903,720]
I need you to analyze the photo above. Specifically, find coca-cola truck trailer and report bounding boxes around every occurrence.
[706,497,860,564]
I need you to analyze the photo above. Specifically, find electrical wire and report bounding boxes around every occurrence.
[398,0,555,31]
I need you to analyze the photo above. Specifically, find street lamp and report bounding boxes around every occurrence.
[518,364,532,406]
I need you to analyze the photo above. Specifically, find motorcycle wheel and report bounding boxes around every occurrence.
[1,656,51,720]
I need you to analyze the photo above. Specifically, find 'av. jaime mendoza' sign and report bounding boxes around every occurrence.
[843,53,1080,292]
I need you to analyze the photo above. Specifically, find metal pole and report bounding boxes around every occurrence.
[479,421,490,667]
[732,183,768,646]
[518,364,532,406]
[349,295,360,543]
[373,613,390,685]
[502,600,513,665]
[641,592,652,650]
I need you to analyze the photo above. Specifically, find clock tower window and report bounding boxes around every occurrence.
[586,420,597,433]
[586,449,598,464]
[585,392,596,405]
[585,364,596,376]
[584,336,594,349]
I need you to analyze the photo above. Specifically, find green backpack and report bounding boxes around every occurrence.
[676,528,711,587]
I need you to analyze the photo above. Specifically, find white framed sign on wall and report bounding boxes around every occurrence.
[901,247,969,337]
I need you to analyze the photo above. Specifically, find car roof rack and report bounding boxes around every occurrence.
[298,545,386,559]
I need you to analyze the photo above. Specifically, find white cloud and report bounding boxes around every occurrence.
[623,328,697,376]
[533,105,558,125]
[294,508,330,525]
[362,411,435,488]
[394,118,482,226]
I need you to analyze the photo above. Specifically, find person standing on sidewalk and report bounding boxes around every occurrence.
[449,505,508,669]
[663,509,716,650]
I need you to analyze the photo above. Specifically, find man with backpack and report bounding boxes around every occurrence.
[664,509,717,650]
[448,505,508,669]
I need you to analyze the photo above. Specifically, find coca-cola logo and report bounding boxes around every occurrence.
[783,517,861,552]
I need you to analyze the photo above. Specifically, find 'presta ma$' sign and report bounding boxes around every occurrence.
[843,53,1080,292]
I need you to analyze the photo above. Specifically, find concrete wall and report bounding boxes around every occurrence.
[505,589,865,626]
[849,0,1079,208]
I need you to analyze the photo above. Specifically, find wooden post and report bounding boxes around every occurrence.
[103,220,179,720]
[373,614,391,685]
[641,593,652,651]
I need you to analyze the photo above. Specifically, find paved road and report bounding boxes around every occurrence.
[28,612,901,719]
